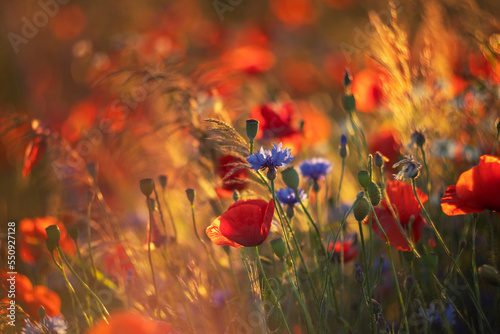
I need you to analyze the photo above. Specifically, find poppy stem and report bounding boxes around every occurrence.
[356,219,376,333]
[419,146,430,195]
[297,195,326,256]
[161,188,178,242]
[471,214,485,334]
[51,252,89,329]
[86,196,98,291]
[366,200,409,333]
[74,239,92,319]
[153,184,169,242]
[145,197,160,312]
[56,247,110,321]
[254,246,291,333]
[410,179,492,331]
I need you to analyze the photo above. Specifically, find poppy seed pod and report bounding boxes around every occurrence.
[159,175,167,189]
[271,238,286,260]
[281,167,300,190]
[353,197,370,221]
[374,152,385,168]
[140,179,155,197]
[357,170,370,188]
[246,119,259,143]
[186,189,195,204]
[367,181,381,206]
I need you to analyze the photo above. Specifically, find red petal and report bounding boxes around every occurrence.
[206,217,244,248]
[370,207,412,252]
[23,137,46,178]
[383,180,427,224]
[440,185,482,215]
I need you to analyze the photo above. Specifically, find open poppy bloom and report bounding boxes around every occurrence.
[86,311,174,334]
[206,199,274,247]
[19,217,76,265]
[366,180,428,252]
[215,155,249,198]
[250,103,302,153]
[329,234,358,262]
[441,155,500,217]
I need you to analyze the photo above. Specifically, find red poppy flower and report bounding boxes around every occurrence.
[366,180,428,252]
[86,311,175,334]
[270,0,318,27]
[215,155,249,198]
[222,46,275,75]
[329,234,358,262]
[103,244,136,280]
[369,127,401,175]
[23,135,46,178]
[351,68,384,113]
[206,199,274,248]
[250,103,302,153]
[441,155,500,217]
[19,217,76,265]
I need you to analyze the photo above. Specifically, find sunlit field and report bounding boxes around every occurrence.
[1,0,500,333]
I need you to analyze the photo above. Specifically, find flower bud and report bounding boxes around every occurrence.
[286,205,295,219]
[271,238,286,260]
[357,170,370,188]
[232,190,240,202]
[478,264,500,287]
[376,314,387,332]
[45,225,61,245]
[355,263,365,285]
[267,168,277,181]
[356,190,365,200]
[342,94,356,113]
[411,131,425,147]
[87,162,98,180]
[38,306,46,321]
[246,119,259,143]
[339,134,348,158]
[68,227,78,242]
[343,68,353,88]
[281,167,300,190]
[45,238,57,252]
[371,299,382,315]
[367,181,381,206]
[353,197,370,222]
[374,152,386,168]
[140,178,155,197]
[186,189,195,204]
[158,175,167,189]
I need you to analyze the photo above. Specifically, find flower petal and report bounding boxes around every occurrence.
[206,217,243,248]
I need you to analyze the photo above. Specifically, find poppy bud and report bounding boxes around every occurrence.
[374,152,385,168]
[281,167,300,190]
[376,314,387,332]
[87,162,98,180]
[286,205,295,219]
[339,134,348,158]
[271,238,286,260]
[357,170,370,188]
[343,68,353,88]
[478,264,500,287]
[38,306,46,321]
[246,119,259,143]
[45,225,61,245]
[186,188,195,204]
[159,175,167,189]
[371,299,382,315]
[45,239,57,252]
[367,182,381,206]
[232,190,240,202]
[356,190,365,200]
[342,94,356,113]
[353,197,369,222]
[68,227,78,242]
[140,179,155,197]
[354,263,365,285]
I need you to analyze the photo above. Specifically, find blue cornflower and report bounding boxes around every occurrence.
[247,142,294,180]
[23,316,68,334]
[299,158,333,182]
[426,302,456,329]
[276,187,307,207]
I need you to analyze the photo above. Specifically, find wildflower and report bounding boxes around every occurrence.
[103,244,136,280]
[299,158,332,182]
[369,127,401,175]
[366,180,428,251]
[354,263,365,284]
[222,45,275,75]
[339,134,348,158]
[249,103,302,152]
[19,217,75,265]
[206,199,274,247]
[86,311,174,334]
[215,155,249,198]
[441,155,500,217]
[329,233,358,262]
[351,68,384,113]
[276,187,307,207]
[393,155,422,180]
[247,143,294,180]
[421,302,456,330]
[23,316,68,334]
[410,130,426,148]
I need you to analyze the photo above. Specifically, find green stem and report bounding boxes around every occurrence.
[410,179,491,331]
[56,247,110,319]
[146,197,159,302]
[471,214,485,334]
[419,146,430,195]
[161,189,178,241]
[153,185,168,239]
[86,199,98,286]
[357,219,376,333]
[255,246,291,333]
[75,242,92,317]
[297,194,326,256]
